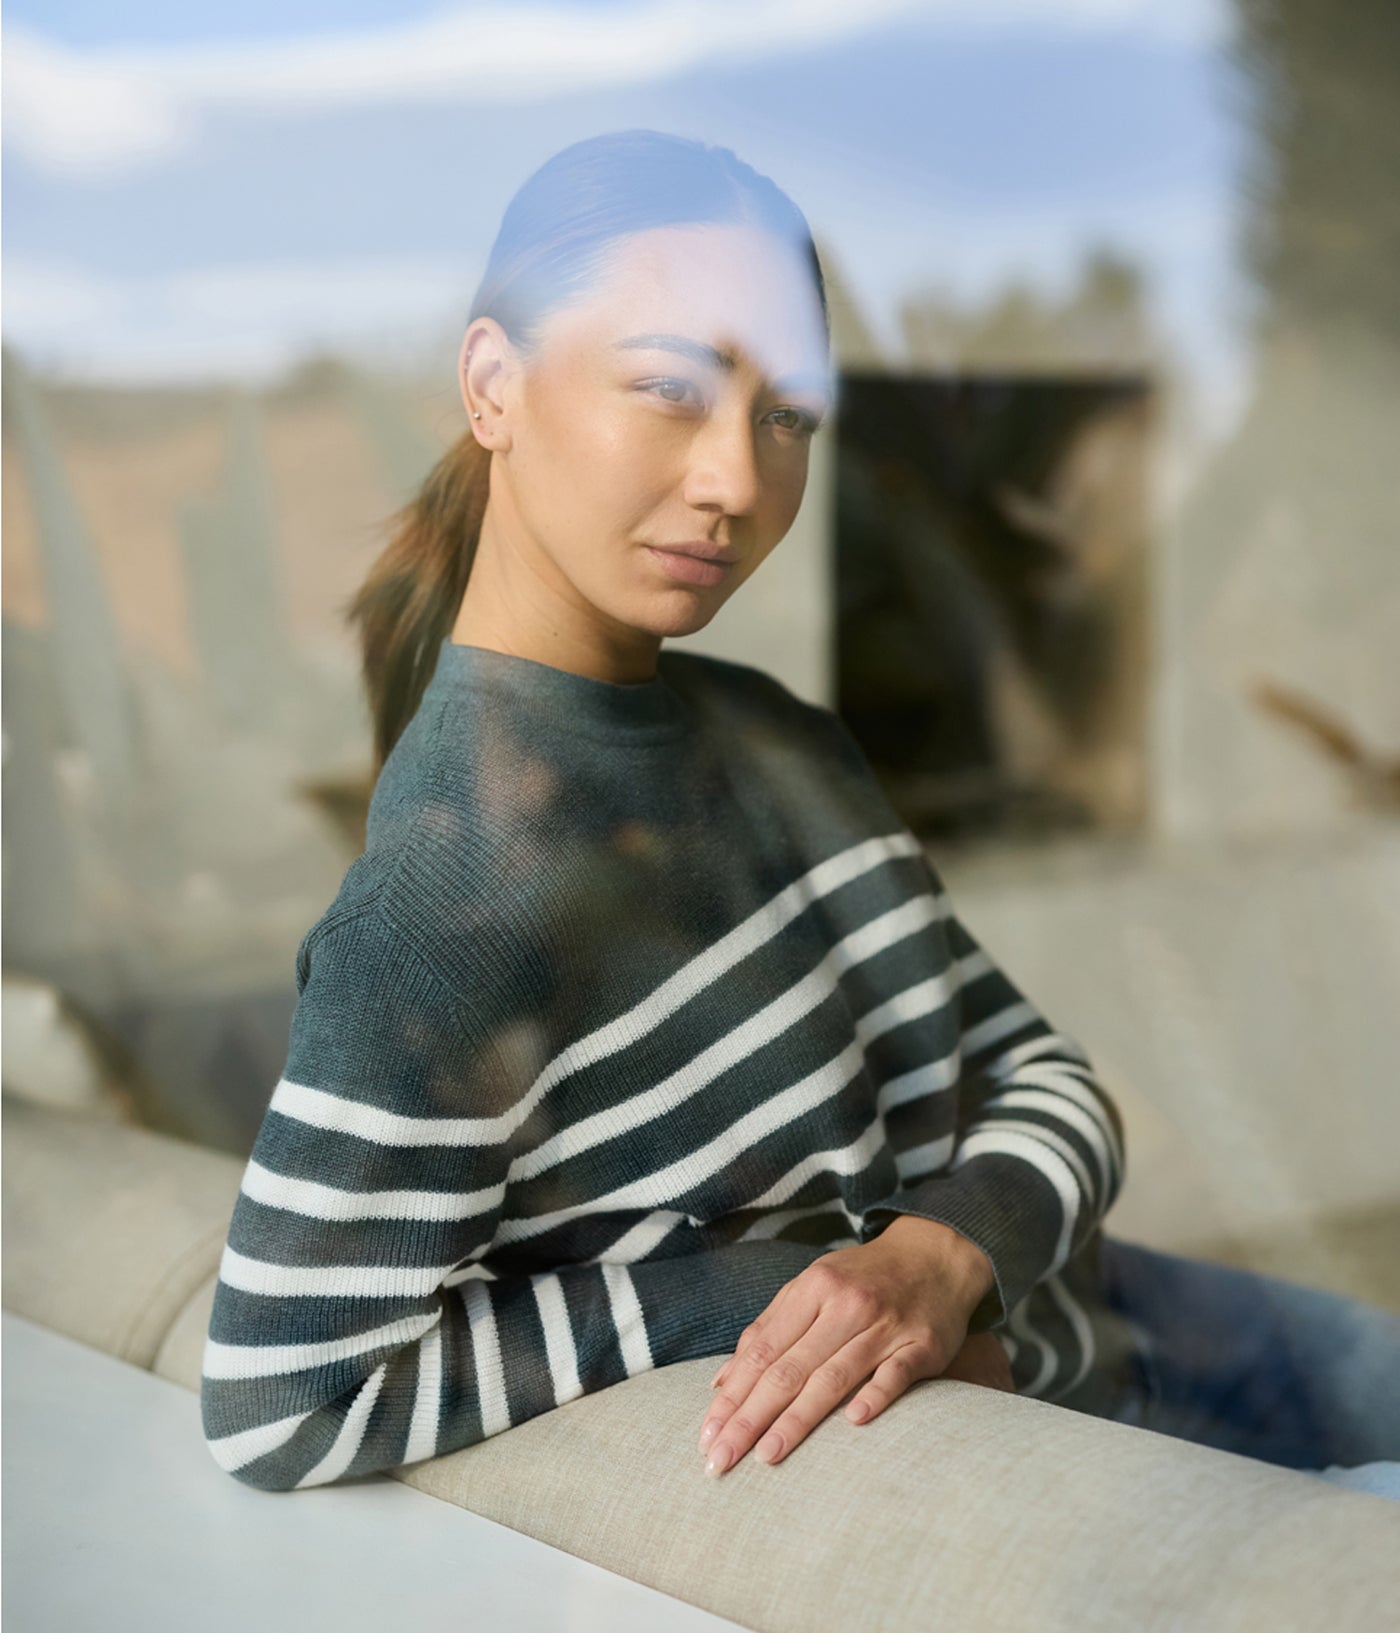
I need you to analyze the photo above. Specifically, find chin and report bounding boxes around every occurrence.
[635,593,729,640]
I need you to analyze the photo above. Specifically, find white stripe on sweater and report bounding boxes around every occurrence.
[218,1240,457,1300]
[588,1210,693,1264]
[960,999,1039,1061]
[240,927,962,1248]
[995,1062,1124,1179]
[894,1135,958,1180]
[877,1055,961,1114]
[268,1077,514,1145]
[462,1280,510,1436]
[951,1127,1083,1275]
[203,1308,439,1379]
[512,891,950,1183]
[1008,1297,1059,1397]
[964,1116,1096,1221]
[982,1081,1119,1202]
[742,1115,891,1220]
[853,959,970,1049]
[1042,1273,1095,1395]
[531,1271,583,1406]
[732,1122,954,1241]
[497,1042,876,1241]
[736,1195,852,1240]
[296,1361,388,1488]
[982,1031,1095,1076]
[262,833,927,1162]
[601,1263,653,1376]
[404,1321,443,1465]
[529,831,925,1088]
[204,1404,314,1473]
[239,1155,504,1225]
[443,1262,498,1286]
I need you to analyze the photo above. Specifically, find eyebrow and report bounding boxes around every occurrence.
[611,332,830,398]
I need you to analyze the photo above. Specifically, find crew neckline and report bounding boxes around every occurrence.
[425,638,696,743]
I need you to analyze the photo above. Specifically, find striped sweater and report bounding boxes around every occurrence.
[201,637,1137,1491]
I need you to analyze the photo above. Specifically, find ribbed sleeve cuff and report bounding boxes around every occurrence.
[627,1238,836,1358]
[857,1153,1070,1333]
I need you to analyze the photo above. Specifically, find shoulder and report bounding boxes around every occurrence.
[293,899,455,1009]
[659,648,837,739]
[312,687,536,953]
[661,649,919,851]
[284,903,526,1116]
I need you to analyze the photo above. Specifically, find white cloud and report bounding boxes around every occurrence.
[3,169,1250,452]
[2,254,474,385]
[3,0,1228,182]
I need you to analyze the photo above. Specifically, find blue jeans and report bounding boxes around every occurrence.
[1095,1236,1400,1498]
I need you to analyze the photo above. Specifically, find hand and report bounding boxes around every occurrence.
[939,1329,1016,1394]
[696,1216,999,1476]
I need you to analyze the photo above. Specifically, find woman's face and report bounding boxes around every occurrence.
[461,221,831,653]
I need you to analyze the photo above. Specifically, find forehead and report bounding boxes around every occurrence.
[553,222,828,385]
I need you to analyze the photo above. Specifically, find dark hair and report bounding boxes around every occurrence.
[345,128,829,771]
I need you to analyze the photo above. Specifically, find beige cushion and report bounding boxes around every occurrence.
[394,1355,1400,1632]
[153,1270,220,1388]
[1,1094,241,1368]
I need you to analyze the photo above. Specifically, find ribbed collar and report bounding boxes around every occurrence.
[424,638,696,744]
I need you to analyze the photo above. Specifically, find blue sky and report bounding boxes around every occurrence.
[3,0,427,45]
[2,0,1253,437]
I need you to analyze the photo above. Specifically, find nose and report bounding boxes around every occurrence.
[681,409,762,520]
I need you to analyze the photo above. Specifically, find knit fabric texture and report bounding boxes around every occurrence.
[201,638,1137,1490]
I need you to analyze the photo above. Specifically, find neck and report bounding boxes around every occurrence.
[450,490,663,686]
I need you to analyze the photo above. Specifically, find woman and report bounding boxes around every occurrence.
[200,130,1400,1496]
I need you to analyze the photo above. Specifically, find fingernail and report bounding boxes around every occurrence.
[698,1419,719,1453]
[705,1443,733,1477]
[709,1368,724,1389]
[756,1432,783,1463]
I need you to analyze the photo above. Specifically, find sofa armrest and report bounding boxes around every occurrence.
[1,1094,242,1368]
[7,1094,1398,1633]
[392,1350,1400,1632]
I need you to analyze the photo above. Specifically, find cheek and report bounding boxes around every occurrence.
[517,412,686,573]
[759,452,810,535]
[541,399,678,514]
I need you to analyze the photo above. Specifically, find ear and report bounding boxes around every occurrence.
[458,317,515,451]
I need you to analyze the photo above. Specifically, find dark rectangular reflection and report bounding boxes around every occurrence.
[835,370,1155,848]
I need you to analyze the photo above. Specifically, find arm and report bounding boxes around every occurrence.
[201,908,832,1492]
[857,858,1126,1334]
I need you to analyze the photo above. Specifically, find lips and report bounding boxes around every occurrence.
[654,541,740,564]
[645,546,735,587]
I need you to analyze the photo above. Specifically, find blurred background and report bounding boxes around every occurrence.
[4,0,1397,1304]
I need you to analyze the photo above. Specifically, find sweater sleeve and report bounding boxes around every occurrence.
[856,860,1127,1335]
[201,907,832,1492]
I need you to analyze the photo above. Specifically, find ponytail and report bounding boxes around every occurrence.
[344,430,490,775]
[346,128,829,771]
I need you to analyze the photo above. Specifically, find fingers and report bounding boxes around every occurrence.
[709,1317,763,1390]
[699,1312,896,1476]
[701,1286,818,1434]
[841,1342,934,1424]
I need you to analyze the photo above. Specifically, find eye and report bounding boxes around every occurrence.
[766,405,825,438]
[640,376,703,408]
